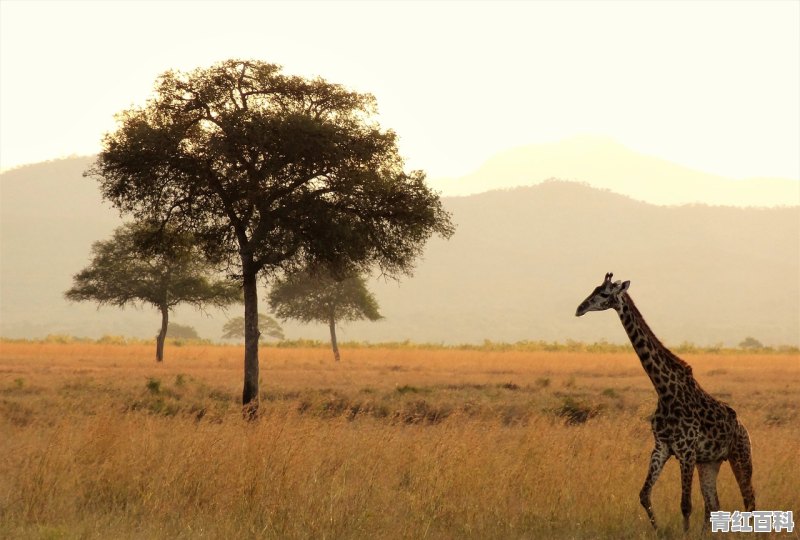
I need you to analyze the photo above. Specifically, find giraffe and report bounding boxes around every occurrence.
[575,272,755,532]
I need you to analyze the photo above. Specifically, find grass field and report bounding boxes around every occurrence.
[1,341,798,539]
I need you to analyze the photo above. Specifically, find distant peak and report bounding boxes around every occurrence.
[431,135,798,207]
[557,134,623,148]
[478,135,632,169]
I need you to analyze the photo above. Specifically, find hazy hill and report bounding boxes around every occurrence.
[431,136,800,207]
[1,157,798,347]
[356,182,799,347]
[0,157,124,336]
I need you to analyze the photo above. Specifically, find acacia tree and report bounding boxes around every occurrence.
[222,314,284,342]
[269,270,381,362]
[65,223,240,361]
[739,337,764,350]
[167,323,201,340]
[88,59,453,416]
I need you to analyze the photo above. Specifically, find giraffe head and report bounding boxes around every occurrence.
[575,272,630,316]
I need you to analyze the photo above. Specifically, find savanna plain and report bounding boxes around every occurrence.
[1,340,797,539]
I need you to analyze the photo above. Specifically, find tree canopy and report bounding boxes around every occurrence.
[269,270,382,361]
[88,59,454,413]
[65,222,240,361]
[222,315,284,342]
[167,323,201,340]
[739,337,764,350]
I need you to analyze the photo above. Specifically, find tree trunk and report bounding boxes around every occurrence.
[329,316,340,362]
[241,259,261,419]
[156,305,168,362]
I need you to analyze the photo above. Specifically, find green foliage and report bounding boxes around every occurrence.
[601,388,619,398]
[395,385,423,395]
[273,338,326,349]
[268,270,382,325]
[673,341,698,354]
[96,335,128,345]
[554,397,601,425]
[65,222,241,312]
[221,315,284,342]
[43,334,84,344]
[166,323,200,340]
[66,222,240,361]
[146,378,161,395]
[89,59,454,281]
[739,336,765,350]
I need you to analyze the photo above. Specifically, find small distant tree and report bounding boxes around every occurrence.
[269,270,382,361]
[167,322,200,340]
[65,222,240,361]
[222,315,284,342]
[739,336,764,350]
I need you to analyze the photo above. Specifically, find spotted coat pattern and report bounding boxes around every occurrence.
[576,273,755,532]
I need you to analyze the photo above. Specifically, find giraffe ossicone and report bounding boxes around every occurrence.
[576,272,755,532]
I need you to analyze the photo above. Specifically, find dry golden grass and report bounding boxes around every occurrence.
[1,341,798,539]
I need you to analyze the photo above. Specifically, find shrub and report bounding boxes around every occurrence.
[555,397,601,425]
[146,378,161,394]
[96,335,127,345]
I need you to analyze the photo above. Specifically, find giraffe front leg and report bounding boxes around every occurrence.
[639,441,670,530]
[679,454,696,533]
[697,461,722,530]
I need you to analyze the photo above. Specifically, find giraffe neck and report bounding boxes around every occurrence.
[614,292,693,397]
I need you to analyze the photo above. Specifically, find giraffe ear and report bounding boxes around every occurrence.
[619,280,630,292]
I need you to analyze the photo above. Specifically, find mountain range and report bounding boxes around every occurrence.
[430,136,800,207]
[1,144,798,347]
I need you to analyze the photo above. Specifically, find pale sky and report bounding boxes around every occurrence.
[1,0,798,182]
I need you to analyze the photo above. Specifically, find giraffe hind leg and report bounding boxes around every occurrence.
[729,424,756,511]
[639,442,670,530]
[697,461,722,529]
[679,455,696,533]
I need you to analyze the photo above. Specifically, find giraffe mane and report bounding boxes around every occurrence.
[621,292,693,376]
